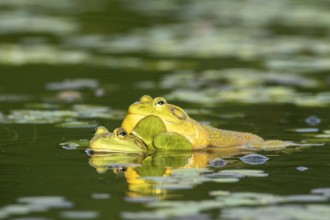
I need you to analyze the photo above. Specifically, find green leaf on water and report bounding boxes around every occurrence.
[153,132,192,151]
[133,115,167,150]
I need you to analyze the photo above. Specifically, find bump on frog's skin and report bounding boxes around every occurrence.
[122,95,290,149]
[89,126,147,153]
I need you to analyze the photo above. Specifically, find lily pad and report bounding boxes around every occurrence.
[60,139,89,150]
[46,79,98,91]
[153,132,192,151]
[133,115,167,150]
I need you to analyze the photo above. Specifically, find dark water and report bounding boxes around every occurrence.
[1,1,330,219]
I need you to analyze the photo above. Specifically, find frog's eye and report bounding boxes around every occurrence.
[119,131,127,137]
[115,128,128,140]
[154,97,167,107]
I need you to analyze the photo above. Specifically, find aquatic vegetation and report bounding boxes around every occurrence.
[90,193,111,200]
[142,168,269,192]
[59,210,99,219]
[160,69,330,107]
[0,12,79,35]
[292,128,319,133]
[2,0,330,219]
[0,94,32,102]
[46,79,99,91]
[0,104,125,125]
[122,189,330,219]
[60,139,89,150]
[221,204,330,220]
[0,44,91,65]
[0,196,73,219]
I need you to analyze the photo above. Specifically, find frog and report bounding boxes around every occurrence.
[89,126,147,153]
[89,115,193,153]
[121,95,290,149]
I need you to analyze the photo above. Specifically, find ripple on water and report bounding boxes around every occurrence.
[208,158,227,168]
[240,154,270,165]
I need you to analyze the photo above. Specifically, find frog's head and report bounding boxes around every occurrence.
[122,95,188,133]
[89,126,147,153]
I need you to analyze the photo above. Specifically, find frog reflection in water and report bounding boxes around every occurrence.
[88,146,252,197]
[122,95,291,149]
[88,95,292,197]
[88,115,252,197]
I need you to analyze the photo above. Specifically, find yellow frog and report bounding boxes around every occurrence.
[121,95,289,149]
[89,126,147,153]
[89,115,193,153]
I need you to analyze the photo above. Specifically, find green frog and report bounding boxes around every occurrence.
[89,115,192,153]
[121,95,290,149]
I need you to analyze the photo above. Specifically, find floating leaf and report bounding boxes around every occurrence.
[133,115,167,150]
[46,79,98,91]
[220,169,269,177]
[57,120,98,128]
[91,193,111,200]
[292,128,319,133]
[60,139,89,150]
[59,211,99,219]
[18,196,73,208]
[153,132,192,151]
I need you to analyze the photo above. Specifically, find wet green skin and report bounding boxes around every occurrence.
[89,116,192,153]
[89,126,147,153]
[122,95,291,149]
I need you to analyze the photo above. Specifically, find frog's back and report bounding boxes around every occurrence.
[202,125,264,148]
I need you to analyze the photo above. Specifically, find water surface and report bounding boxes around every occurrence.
[1,0,330,219]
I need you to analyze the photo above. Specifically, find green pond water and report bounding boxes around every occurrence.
[1,0,330,219]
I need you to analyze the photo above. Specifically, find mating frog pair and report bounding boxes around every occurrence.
[89,95,289,153]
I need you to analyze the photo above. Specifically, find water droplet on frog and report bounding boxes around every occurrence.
[240,154,269,165]
[305,115,321,126]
